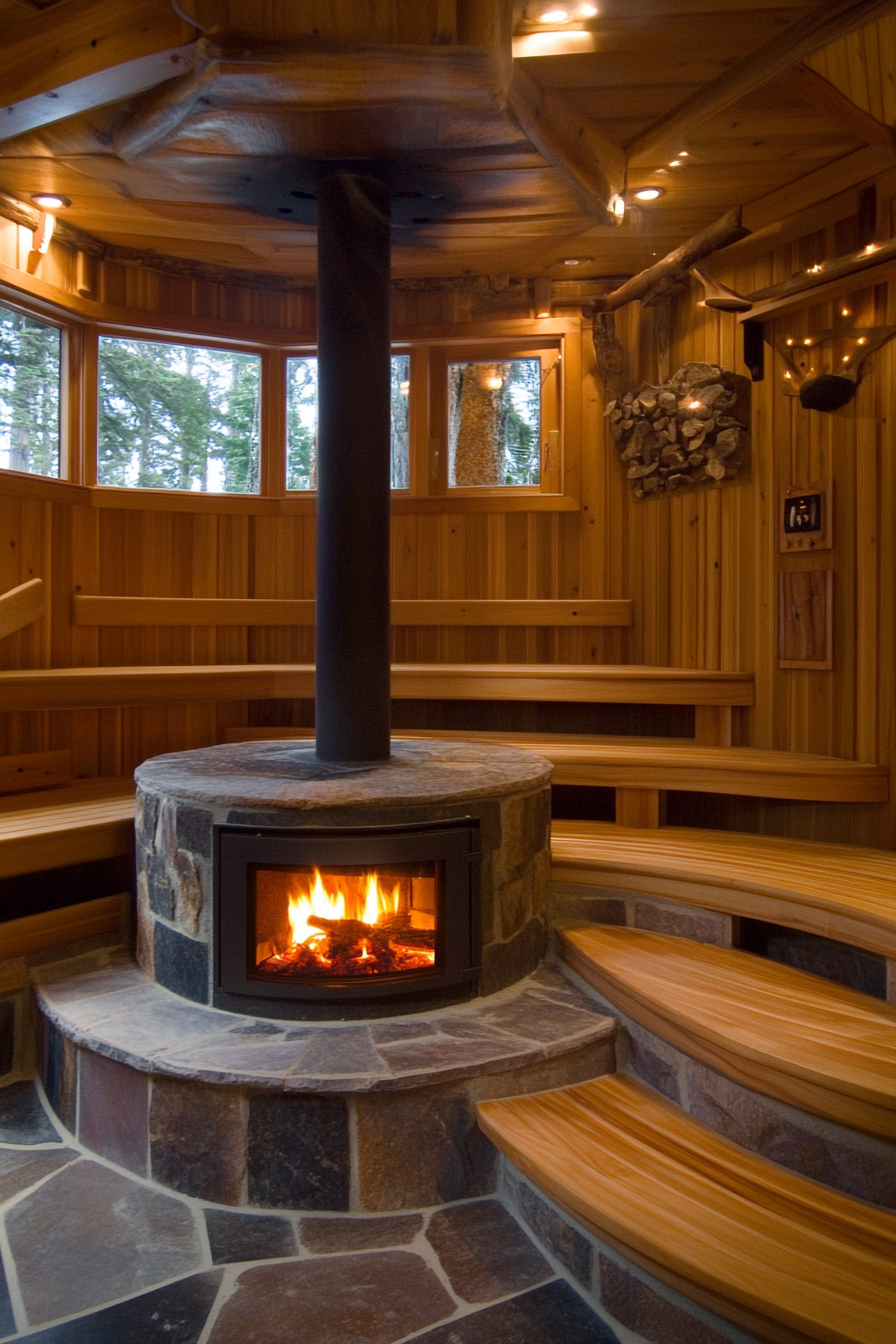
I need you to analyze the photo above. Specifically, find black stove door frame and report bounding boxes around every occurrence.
[214,818,480,1006]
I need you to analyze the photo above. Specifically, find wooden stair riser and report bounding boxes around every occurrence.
[553,868,896,961]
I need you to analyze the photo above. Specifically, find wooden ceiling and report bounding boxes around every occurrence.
[0,0,893,283]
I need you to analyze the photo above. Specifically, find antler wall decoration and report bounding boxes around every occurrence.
[777,319,896,411]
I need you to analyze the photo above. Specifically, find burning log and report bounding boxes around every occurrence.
[607,362,750,499]
[258,911,436,979]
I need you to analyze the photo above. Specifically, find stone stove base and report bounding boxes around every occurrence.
[36,947,615,1212]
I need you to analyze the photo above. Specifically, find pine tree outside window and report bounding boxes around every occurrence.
[286,354,411,490]
[97,337,261,492]
[0,304,61,479]
[448,357,543,487]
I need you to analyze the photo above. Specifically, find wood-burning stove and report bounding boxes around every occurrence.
[215,818,480,1007]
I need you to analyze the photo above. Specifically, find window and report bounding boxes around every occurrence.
[0,304,60,478]
[98,337,261,492]
[286,354,411,490]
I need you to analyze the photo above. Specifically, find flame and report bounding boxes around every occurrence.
[288,868,401,952]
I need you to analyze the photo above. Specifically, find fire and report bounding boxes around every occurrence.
[257,866,437,980]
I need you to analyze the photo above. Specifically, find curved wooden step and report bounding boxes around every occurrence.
[0,778,135,878]
[559,924,896,1139]
[477,1073,896,1344]
[551,821,896,959]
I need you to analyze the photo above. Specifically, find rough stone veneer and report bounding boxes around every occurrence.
[35,953,615,1212]
[134,739,553,1012]
[552,880,736,946]
[503,1161,767,1344]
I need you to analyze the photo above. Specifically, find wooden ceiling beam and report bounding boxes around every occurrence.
[625,0,896,167]
[0,0,197,143]
[787,62,896,158]
[508,64,626,221]
[594,208,748,313]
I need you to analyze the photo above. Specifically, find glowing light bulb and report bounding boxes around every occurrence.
[484,375,504,390]
[784,372,791,380]
[803,338,812,346]
[538,7,570,21]
[786,338,794,346]
[841,308,851,317]
[842,355,850,362]
[669,159,682,167]
[858,337,866,344]
[634,187,663,201]
[578,2,598,13]
[864,243,877,253]
[31,193,69,209]
[677,151,689,157]
[807,264,822,274]
[688,400,701,410]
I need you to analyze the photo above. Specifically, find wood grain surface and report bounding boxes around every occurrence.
[560,923,896,1138]
[551,821,896,958]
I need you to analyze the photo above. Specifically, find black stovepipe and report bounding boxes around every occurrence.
[314,173,392,762]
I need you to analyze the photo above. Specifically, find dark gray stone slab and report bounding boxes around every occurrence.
[6,1159,203,1324]
[20,1270,223,1344]
[0,1079,61,1144]
[506,1167,593,1288]
[300,1214,423,1253]
[42,1017,77,1131]
[0,1147,78,1201]
[76,1000,229,1062]
[410,1280,621,1343]
[0,1256,13,1339]
[153,922,209,1004]
[205,1251,456,1344]
[151,1076,245,1205]
[425,1200,552,1303]
[599,1255,734,1344]
[287,1027,385,1079]
[247,1094,349,1210]
[204,1210,297,1264]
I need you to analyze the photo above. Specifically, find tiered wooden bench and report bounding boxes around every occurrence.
[551,821,896,958]
[0,778,136,880]
[559,922,896,1139]
[0,662,753,746]
[478,1073,896,1344]
[227,727,888,828]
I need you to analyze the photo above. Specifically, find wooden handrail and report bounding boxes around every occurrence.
[71,596,633,628]
[0,577,44,641]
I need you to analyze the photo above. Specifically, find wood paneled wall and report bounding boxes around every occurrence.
[0,169,894,848]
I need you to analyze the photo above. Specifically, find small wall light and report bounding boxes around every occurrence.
[608,193,625,224]
[534,276,553,318]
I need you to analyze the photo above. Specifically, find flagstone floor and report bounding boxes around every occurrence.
[0,1076,627,1344]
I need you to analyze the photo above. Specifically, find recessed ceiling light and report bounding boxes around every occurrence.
[561,256,593,266]
[669,159,682,167]
[31,193,69,209]
[634,188,664,201]
[578,2,599,14]
[538,7,570,22]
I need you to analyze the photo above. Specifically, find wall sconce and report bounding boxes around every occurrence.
[689,266,752,313]
[534,276,553,318]
[778,318,896,411]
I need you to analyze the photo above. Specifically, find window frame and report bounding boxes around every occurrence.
[0,291,68,484]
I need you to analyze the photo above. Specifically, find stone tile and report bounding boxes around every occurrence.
[21,1269,223,1343]
[626,1026,682,1105]
[476,989,610,1046]
[764,930,887,999]
[0,1146,78,1201]
[146,851,176,920]
[153,922,210,1004]
[204,1210,297,1264]
[426,1199,552,1303]
[506,1166,593,1288]
[89,998,228,1059]
[206,1251,455,1344]
[171,848,204,936]
[480,915,546,996]
[228,1020,284,1036]
[368,1020,437,1044]
[300,1213,423,1253]
[0,1257,13,1339]
[0,997,15,1076]
[34,957,146,1004]
[162,1034,308,1084]
[0,1079,61,1144]
[633,900,731,946]
[43,983,162,1030]
[78,1051,148,1175]
[6,1158,202,1325]
[553,892,628,925]
[599,1255,732,1344]
[411,1279,622,1343]
[41,1017,77,1131]
[175,803,213,859]
[355,1087,496,1211]
[686,1060,896,1209]
[150,1075,245,1204]
[247,1094,349,1211]
[375,1032,528,1083]
[286,1026,384,1079]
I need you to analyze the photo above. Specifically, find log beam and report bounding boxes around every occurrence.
[594,209,748,313]
[508,64,626,220]
[625,0,896,167]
